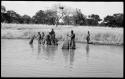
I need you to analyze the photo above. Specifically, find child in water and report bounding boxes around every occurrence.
[86,31,90,44]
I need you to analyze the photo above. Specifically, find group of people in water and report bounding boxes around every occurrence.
[29,28,90,49]
[29,29,58,46]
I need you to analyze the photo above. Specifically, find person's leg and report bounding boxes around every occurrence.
[42,39,45,45]
[71,40,74,48]
[73,40,76,48]
[49,39,51,45]
[55,39,58,45]
[40,40,41,44]
[38,39,41,44]
[87,37,89,44]
[87,37,90,44]
[46,39,48,45]
[41,38,43,45]
[51,38,53,45]
[70,40,73,48]
[88,37,90,44]
[53,39,56,45]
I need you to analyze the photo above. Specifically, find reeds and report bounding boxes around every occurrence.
[1,23,123,45]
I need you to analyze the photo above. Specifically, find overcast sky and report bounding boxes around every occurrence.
[2,1,123,19]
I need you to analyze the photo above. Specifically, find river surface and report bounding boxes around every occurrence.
[1,39,123,77]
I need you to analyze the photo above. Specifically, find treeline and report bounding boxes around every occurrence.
[1,5,123,27]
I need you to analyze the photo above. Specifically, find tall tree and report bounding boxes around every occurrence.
[103,13,123,27]
[87,14,101,26]
[44,9,57,25]
[73,9,87,25]
[6,10,22,23]
[1,5,6,22]
[113,13,123,27]
[32,10,46,24]
[63,15,74,25]
[1,5,6,13]
[22,15,31,24]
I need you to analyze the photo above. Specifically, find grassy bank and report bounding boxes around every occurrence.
[1,23,123,45]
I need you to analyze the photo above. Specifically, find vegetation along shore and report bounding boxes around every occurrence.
[1,23,123,46]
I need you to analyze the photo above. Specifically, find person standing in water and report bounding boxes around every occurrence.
[86,31,90,44]
[37,32,42,44]
[68,30,76,49]
[46,32,51,45]
[70,30,76,49]
[29,34,36,45]
[50,29,56,45]
[41,32,45,45]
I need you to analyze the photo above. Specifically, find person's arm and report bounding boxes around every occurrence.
[32,34,36,38]
[67,34,71,37]
[36,34,39,40]
[88,33,90,37]
[70,34,74,38]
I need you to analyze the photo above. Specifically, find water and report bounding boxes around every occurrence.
[1,39,123,77]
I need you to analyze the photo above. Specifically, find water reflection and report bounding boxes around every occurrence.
[42,45,58,61]
[29,43,34,52]
[85,44,90,62]
[62,49,75,70]
[38,43,41,55]
[62,49,70,64]
[69,49,75,69]
[2,39,123,77]
[86,44,90,57]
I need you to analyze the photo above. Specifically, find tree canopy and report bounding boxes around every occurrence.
[1,4,123,27]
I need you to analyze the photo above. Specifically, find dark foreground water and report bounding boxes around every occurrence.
[1,39,123,77]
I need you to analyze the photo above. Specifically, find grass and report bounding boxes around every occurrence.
[1,23,123,45]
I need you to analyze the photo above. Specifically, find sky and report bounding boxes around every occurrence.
[2,1,123,19]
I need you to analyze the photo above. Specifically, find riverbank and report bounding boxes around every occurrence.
[1,23,123,46]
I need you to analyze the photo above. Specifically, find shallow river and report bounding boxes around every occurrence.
[1,39,123,77]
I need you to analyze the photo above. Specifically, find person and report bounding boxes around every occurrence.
[29,34,35,45]
[50,29,56,45]
[86,31,90,44]
[50,29,55,35]
[46,32,51,45]
[70,30,76,49]
[68,30,76,49]
[41,32,45,45]
[37,32,42,44]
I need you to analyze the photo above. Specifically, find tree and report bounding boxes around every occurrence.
[22,15,31,24]
[103,13,123,27]
[32,10,46,24]
[104,15,115,26]
[63,15,74,25]
[44,9,57,25]
[1,5,6,13]
[32,9,57,24]
[1,5,7,22]
[6,10,22,23]
[113,13,123,27]
[73,9,87,25]
[87,14,101,26]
